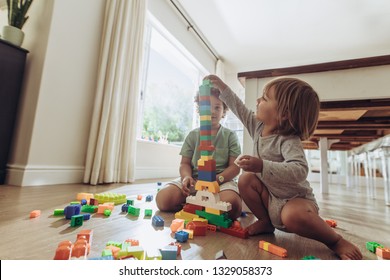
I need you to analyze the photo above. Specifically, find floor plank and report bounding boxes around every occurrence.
[0,179,388,260]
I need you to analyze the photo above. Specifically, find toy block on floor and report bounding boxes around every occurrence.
[170,219,185,233]
[64,204,81,219]
[152,215,164,227]
[175,230,189,243]
[366,241,384,253]
[145,249,162,260]
[145,195,153,202]
[29,210,41,218]
[53,240,73,260]
[94,192,127,205]
[77,229,93,244]
[160,245,177,260]
[76,193,94,203]
[103,209,112,216]
[70,215,84,227]
[302,255,321,260]
[81,205,98,213]
[186,221,207,236]
[259,240,287,258]
[118,246,145,260]
[215,250,227,260]
[97,203,114,214]
[128,205,140,216]
[376,247,390,259]
[53,209,64,216]
[89,198,98,206]
[144,209,153,217]
[124,239,139,246]
[121,204,129,213]
[169,242,182,256]
[71,239,88,259]
[325,219,337,227]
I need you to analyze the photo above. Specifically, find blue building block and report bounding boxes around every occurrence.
[198,170,216,182]
[64,204,81,219]
[152,215,164,227]
[146,195,153,202]
[121,204,129,213]
[175,230,189,243]
[80,199,87,205]
[83,213,91,220]
[160,246,177,260]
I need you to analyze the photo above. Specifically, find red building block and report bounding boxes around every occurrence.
[186,221,207,236]
[219,225,249,239]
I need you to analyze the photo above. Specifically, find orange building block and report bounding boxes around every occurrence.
[53,241,73,260]
[77,229,93,244]
[376,247,390,259]
[29,210,41,218]
[259,240,287,258]
[325,219,337,228]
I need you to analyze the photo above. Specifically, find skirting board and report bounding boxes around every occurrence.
[6,164,85,187]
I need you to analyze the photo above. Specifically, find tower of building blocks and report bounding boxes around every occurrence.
[184,79,232,230]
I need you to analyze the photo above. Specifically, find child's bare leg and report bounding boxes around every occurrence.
[156,184,186,212]
[220,190,242,220]
[281,198,362,260]
[238,172,274,235]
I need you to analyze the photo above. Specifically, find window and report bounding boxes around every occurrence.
[138,14,208,146]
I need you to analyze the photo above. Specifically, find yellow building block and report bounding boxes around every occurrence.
[205,207,221,215]
[200,115,212,121]
[195,180,220,193]
[175,210,199,221]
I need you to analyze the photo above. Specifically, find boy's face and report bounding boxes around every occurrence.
[256,86,279,124]
[210,95,225,128]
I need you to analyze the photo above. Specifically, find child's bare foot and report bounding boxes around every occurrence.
[246,220,275,235]
[328,236,363,260]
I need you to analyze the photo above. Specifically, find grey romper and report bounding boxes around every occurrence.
[219,87,318,230]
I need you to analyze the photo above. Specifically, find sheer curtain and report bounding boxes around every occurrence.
[83,0,147,185]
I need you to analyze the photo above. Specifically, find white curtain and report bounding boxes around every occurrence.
[83,0,147,185]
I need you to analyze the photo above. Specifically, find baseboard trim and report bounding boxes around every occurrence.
[6,164,85,187]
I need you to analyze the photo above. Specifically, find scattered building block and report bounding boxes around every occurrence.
[70,215,84,227]
[144,209,153,217]
[128,205,140,216]
[366,241,384,253]
[302,255,321,260]
[76,193,94,203]
[376,247,390,259]
[160,246,177,260]
[137,195,142,200]
[259,240,287,258]
[169,242,182,256]
[170,219,185,233]
[64,204,81,219]
[325,219,337,227]
[94,192,127,205]
[82,213,91,220]
[145,249,162,260]
[146,195,153,202]
[186,221,207,236]
[175,230,189,243]
[121,204,129,213]
[89,198,98,206]
[215,250,227,260]
[152,215,164,227]
[103,209,112,216]
[54,241,73,260]
[53,209,64,216]
[77,229,93,244]
[29,210,41,218]
[81,205,98,213]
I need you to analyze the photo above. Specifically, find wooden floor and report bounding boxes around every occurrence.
[0,179,389,260]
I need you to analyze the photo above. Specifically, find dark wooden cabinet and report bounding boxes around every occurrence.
[0,39,28,184]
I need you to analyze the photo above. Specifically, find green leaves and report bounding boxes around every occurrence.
[6,0,34,29]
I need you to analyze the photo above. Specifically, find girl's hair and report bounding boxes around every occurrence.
[263,77,320,140]
[194,87,228,114]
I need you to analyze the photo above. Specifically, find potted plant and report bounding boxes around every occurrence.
[2,0,34,46]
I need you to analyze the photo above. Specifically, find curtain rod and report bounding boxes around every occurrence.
[169,0,219,61]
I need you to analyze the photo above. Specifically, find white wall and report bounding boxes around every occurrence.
[5,0,214,186]
[6,0,106,186]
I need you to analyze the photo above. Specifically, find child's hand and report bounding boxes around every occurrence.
[181,176,196,197]
[204,75,228,93]
[235,155,263,173]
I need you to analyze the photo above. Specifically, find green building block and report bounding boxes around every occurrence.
[128,205,140,216]
[70,201,80,205]
[195,210,232,228]
[106,241,122,249]
[53,209,64,216]
[70,214,84,227]
[302,255,321,260]
[127,199,134,205]
[366,241,384,253]
[101,249,113,257]
[144,209,153,216]
[103,209,112,216]
[81,205,98,213]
